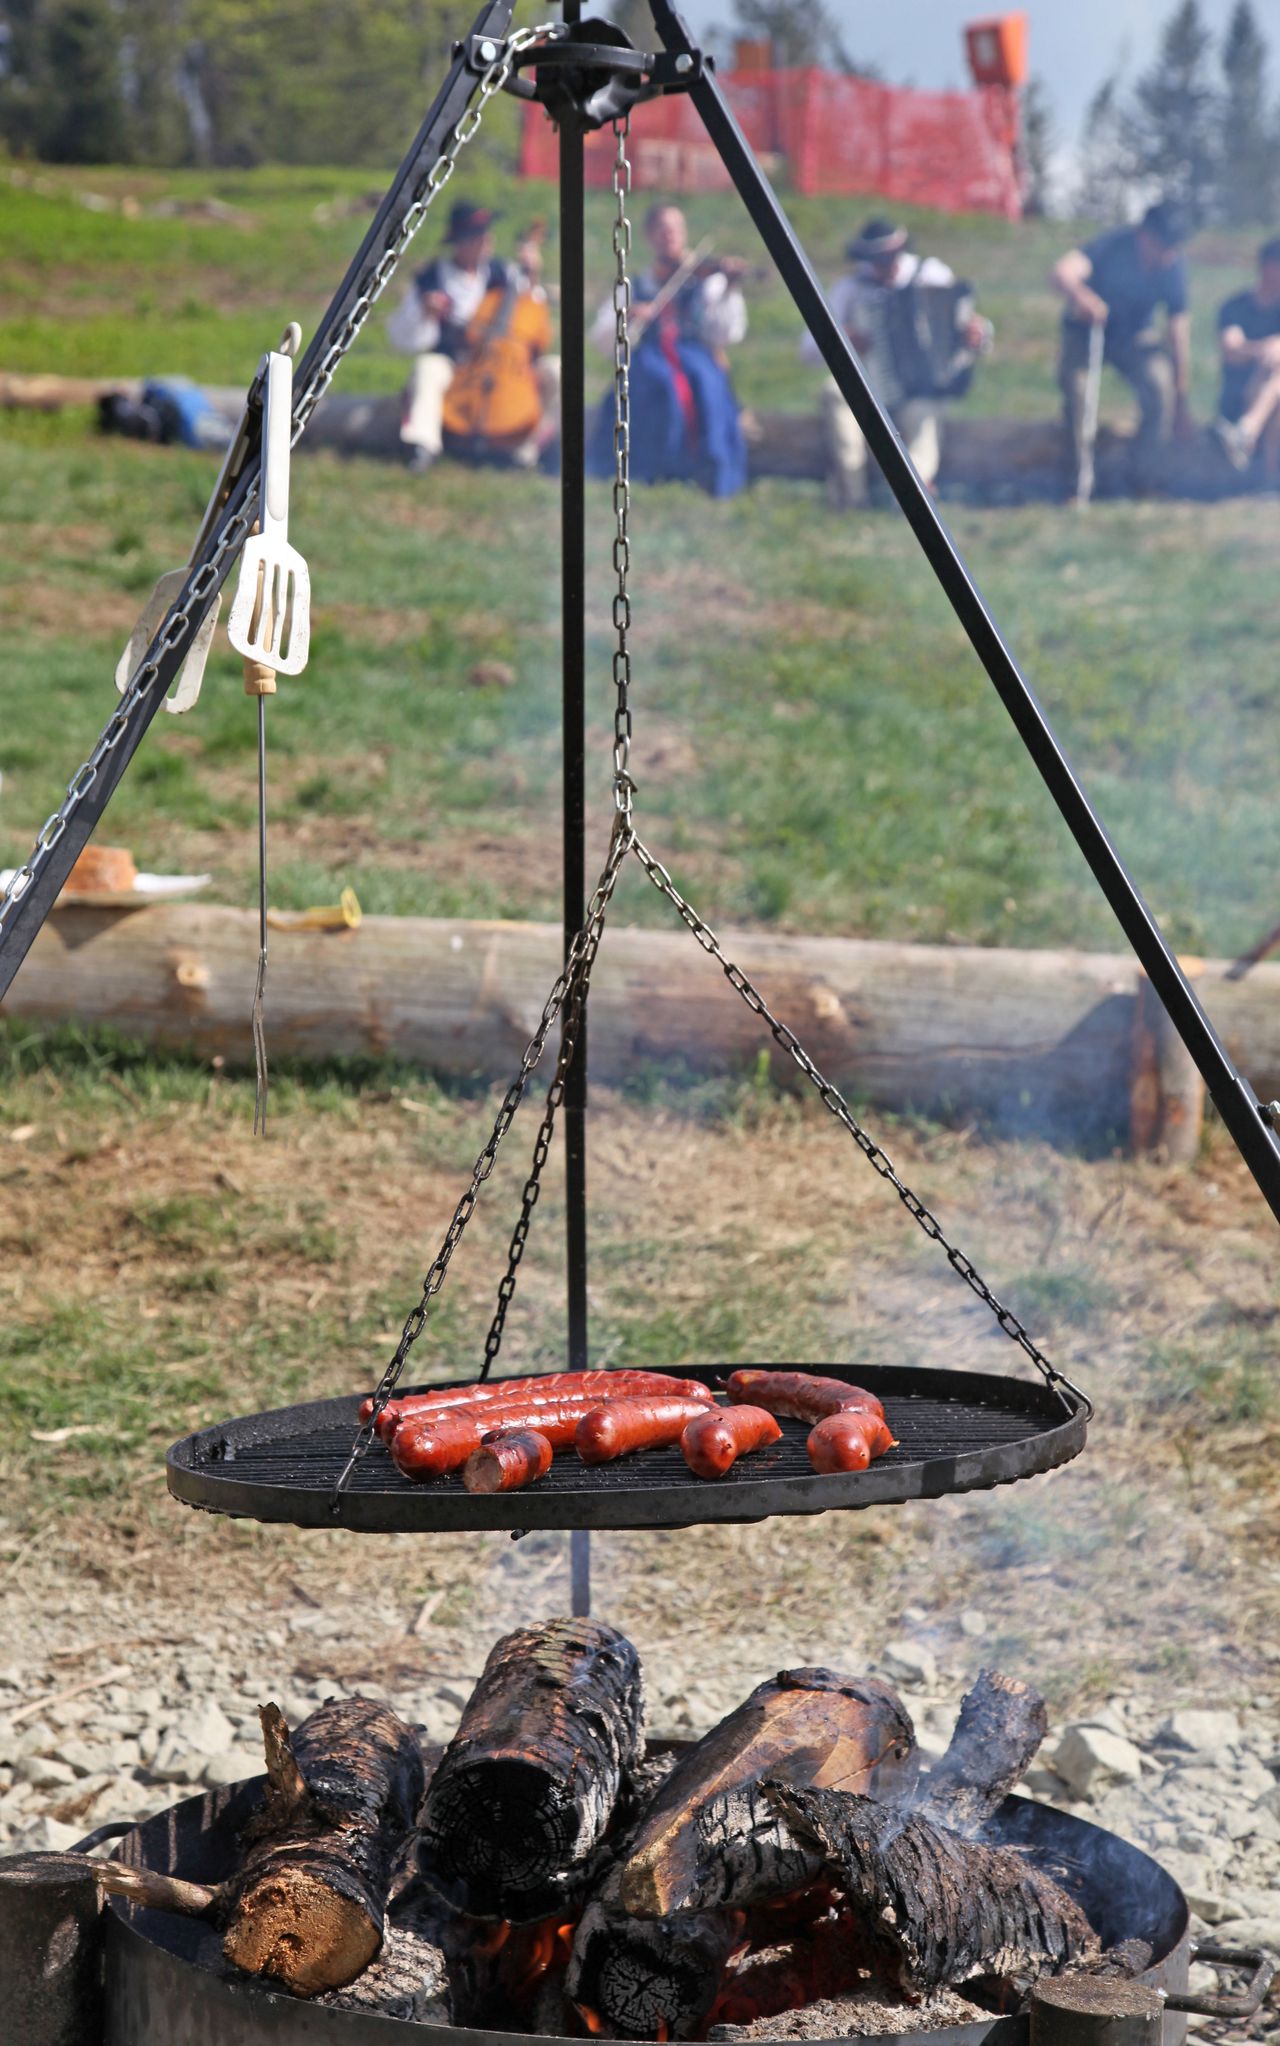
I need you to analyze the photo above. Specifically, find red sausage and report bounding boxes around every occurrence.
[726,1370,885,1425]
[367,1370,710,1440]
[388,1411,484,1480]
[463,1428,554,1493]
[681,1404,782,1479]
[807,1408,897,1474]
[393,1392,674,1471]
[576,1396,716,1465]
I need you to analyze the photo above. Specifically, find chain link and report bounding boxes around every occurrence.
[629,832,1086,1413]
[0,23,563,947]
[335,820,634,1496]
[610,119,635,822]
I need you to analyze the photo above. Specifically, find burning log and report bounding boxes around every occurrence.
[220,1697,425,1997]
[765,1784,1099,1996]
[614,1669,917,1918]
[567,1670,917,2039]
[916,1669,1048,1836]
[417,1617,645,1922]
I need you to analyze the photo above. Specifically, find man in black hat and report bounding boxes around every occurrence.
[389,201,556,470]
[1052,199,1193,495]
[801,218,990,508]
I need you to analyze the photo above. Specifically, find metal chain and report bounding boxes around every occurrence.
[478,891,606,1378]
[629,832,1088,1415]
[467,114,639,1380]
[335,819,634,1496]
[610,118,635,823]
[0,22,563,946]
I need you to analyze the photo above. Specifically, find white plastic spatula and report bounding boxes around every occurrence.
[226,348,311,675]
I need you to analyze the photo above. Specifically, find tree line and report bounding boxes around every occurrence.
[0,0,1277,228]
[1078,0,1279,226]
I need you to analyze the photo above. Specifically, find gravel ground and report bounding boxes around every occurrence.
[1,1569,1275,2038]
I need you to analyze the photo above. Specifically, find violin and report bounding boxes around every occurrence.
[442,223,552,452]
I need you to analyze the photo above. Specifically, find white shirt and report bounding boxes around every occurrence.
[802,253,956,406]
[387,257,497,356]
[591,267,747,355]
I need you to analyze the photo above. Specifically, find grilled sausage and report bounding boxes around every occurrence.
[806,1408,897,1474]
[576,1396,716,1465]
[463,1428,554,1493]
[387,1410,484,1479]
[366,1370,709,1441]
[726,1369,885,1425]
[681,1404,782,1479]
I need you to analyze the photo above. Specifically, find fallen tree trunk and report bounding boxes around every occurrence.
[417,1617,645,1922]
[13,904,1273,1154]
[765,1783,1099,1996]
[220,1697,425,1997]
[916,1670,1048,1837]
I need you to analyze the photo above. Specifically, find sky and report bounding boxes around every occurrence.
[678,0,1248,145]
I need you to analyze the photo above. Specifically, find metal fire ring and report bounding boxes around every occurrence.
[165,1365,1089,1535]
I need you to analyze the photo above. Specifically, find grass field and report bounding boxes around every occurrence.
[1,149,1279,1676]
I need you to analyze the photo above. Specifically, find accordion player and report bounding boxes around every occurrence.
[801,218,993,510]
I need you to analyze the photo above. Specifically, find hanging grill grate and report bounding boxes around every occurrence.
[166,1365,1087,1533]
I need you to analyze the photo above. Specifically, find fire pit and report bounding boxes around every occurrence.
[99,1778,1227,2046]
[74,1627,1274,2046]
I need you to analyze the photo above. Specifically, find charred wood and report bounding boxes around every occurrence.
[569,1897,742,2040]
[612,1669,917,1918]
[709,1910,870,2026]
[220,1697,425,1997]
[566,1670,916,2040]
[417,1617,645,1922]
[766,1784,1099,1995]
[916,1670,1048,1836]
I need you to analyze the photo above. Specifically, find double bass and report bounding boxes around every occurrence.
[442,224,552,457]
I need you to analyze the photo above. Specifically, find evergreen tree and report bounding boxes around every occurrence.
[35,0,129,161]
[1076,75,1129,221]
[730,0,872,74]
[1218,0,1278,225]
[1018,76,1055,216]
[1117,0,1218,222]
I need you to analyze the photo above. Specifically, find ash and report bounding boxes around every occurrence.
[315,1920,450,2022]
[710,1988,990,2040]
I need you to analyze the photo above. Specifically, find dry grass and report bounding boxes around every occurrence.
[1,1048,1276,1713]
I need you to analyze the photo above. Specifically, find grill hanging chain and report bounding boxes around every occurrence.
[629,834,1088,1414]
[0,20,564,949]
[475,118,640,1384]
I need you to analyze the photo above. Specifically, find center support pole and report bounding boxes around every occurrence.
[559,21,591,1620]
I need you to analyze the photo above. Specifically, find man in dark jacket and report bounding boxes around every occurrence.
[1052,199,1192,494]
[1214,235,1280,487]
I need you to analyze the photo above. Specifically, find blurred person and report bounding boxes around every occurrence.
[801,218,992,510]
[1213,235,1280,488]
[587,202,749,498]
[1052,199,1192,497]
[389,202,558,471]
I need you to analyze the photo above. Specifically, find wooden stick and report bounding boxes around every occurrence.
[11,1663,133,1728]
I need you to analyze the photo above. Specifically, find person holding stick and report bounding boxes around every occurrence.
[1052,199,1193,499]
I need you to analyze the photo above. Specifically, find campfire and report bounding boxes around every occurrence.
[68,1617,1166,2038]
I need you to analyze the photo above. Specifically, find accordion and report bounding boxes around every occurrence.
[882,280,980,402]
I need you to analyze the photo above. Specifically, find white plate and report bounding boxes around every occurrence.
[0,870,212,910]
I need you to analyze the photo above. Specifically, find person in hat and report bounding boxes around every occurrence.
[1052,199,1193,495]
[586,201,750,498]
[389,201,558,470]
[801,219,991,509]
[1213,234,1280,488]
